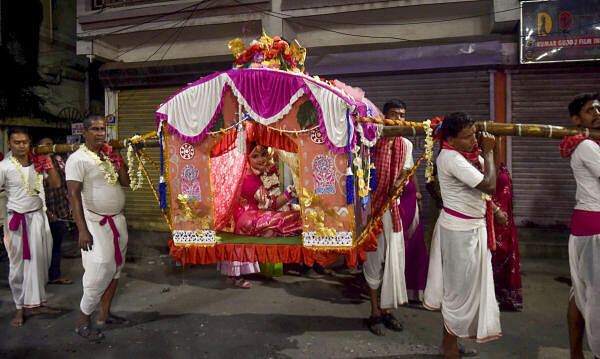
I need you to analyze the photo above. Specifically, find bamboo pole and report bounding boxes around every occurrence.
[31,138,160,155]
[382,121,600,140]
[30,121,600,154]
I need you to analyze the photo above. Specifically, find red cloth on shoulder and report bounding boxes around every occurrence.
[559,134,600,158]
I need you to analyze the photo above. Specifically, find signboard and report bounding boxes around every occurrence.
[66,135,81,144]
[71,122,84,135]
[106,114,117,141]
[521,0,600,63]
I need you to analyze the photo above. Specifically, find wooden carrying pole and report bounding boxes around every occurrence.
[381,121,600,140]
[30,122,600,154]
[31,138,160,155]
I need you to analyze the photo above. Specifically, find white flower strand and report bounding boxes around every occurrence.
[423,120,435,183]
[127,136,145,191]
[80,144,119,185]
[9,156,42,196]
[355,122,382,148]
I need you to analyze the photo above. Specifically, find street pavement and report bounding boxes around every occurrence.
[0,230,594,359]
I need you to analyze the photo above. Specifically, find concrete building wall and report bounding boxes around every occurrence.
[36,0,88,120]
[76,0,519,63]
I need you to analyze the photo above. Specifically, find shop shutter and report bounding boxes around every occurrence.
[335,70,491,230]
[117,86,178,231]
[510,67,600,226]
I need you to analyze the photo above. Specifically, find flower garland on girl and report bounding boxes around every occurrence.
[251,150,298,212]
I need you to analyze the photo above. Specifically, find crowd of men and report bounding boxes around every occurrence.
[0,94,598,359]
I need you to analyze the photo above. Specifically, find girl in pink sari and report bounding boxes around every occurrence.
[233,144,302,237]
[217,143,302,287]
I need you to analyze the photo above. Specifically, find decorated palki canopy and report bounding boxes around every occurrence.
[155,37,383,268]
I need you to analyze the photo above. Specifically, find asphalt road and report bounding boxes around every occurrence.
[0,230,594,359]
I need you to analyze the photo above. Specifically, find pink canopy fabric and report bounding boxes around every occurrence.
[155,68,361,153]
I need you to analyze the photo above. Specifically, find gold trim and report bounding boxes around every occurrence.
[296,133,306,245]
[163,124,175,232]
[172,242,216,248]
[206,140,216,230]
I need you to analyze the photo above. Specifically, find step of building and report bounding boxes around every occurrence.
[517,227,569,260]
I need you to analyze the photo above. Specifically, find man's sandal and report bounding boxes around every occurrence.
[75,325,104,341]
[367,316,386,336]
[382,312,403,331]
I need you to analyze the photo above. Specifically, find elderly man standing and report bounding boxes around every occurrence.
[66,115,130,340]
[1,127,62,327]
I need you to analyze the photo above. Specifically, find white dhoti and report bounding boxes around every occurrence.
[363,210,408,309]
[80,210,128,315]
[569,234,600,357]
[4,209,52,309]
[423,211,501,342]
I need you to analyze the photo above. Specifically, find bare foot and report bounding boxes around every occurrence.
[262,230,275,238]
[96,313,130,327]
[29,306,60,315]
[440,346,460,359]
[441,333,460,359]
[10,309,24,328]
[48,278,73,285]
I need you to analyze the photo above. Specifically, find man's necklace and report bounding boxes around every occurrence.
[80,144,119,185]
[9,156,42,196]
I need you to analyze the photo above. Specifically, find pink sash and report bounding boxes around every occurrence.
[570,209,600,236]
[8,208,41,260]
[87,209,123,265]
[443,207,484,220]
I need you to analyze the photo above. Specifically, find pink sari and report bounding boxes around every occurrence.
[491,164,523,311]
[212,152,301,277]
[400,177,428,301]
[233,168,302,237]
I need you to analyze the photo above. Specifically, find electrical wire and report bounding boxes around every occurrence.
[145,1,204,62]
[79,1,206,40]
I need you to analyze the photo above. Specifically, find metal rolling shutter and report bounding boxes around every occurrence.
[117,86,178,231]
[336,70,490,229]
[511,67,600,226]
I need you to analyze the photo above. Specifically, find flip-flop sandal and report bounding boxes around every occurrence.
[49,278,73,285]
[233,278,252,289]
[75,325,104,341]
[382,312,403,331]
[367,316,386,336]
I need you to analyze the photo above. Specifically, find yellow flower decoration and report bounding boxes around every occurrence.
[228,38,245,58]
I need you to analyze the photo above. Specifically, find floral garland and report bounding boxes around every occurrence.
[423,119,436,183]
[9,156,42,196]
[355,121,382,148]
[80,144,119,185]
[352,153,372,204]
[228,34,306,72]
[127,136,145,191]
